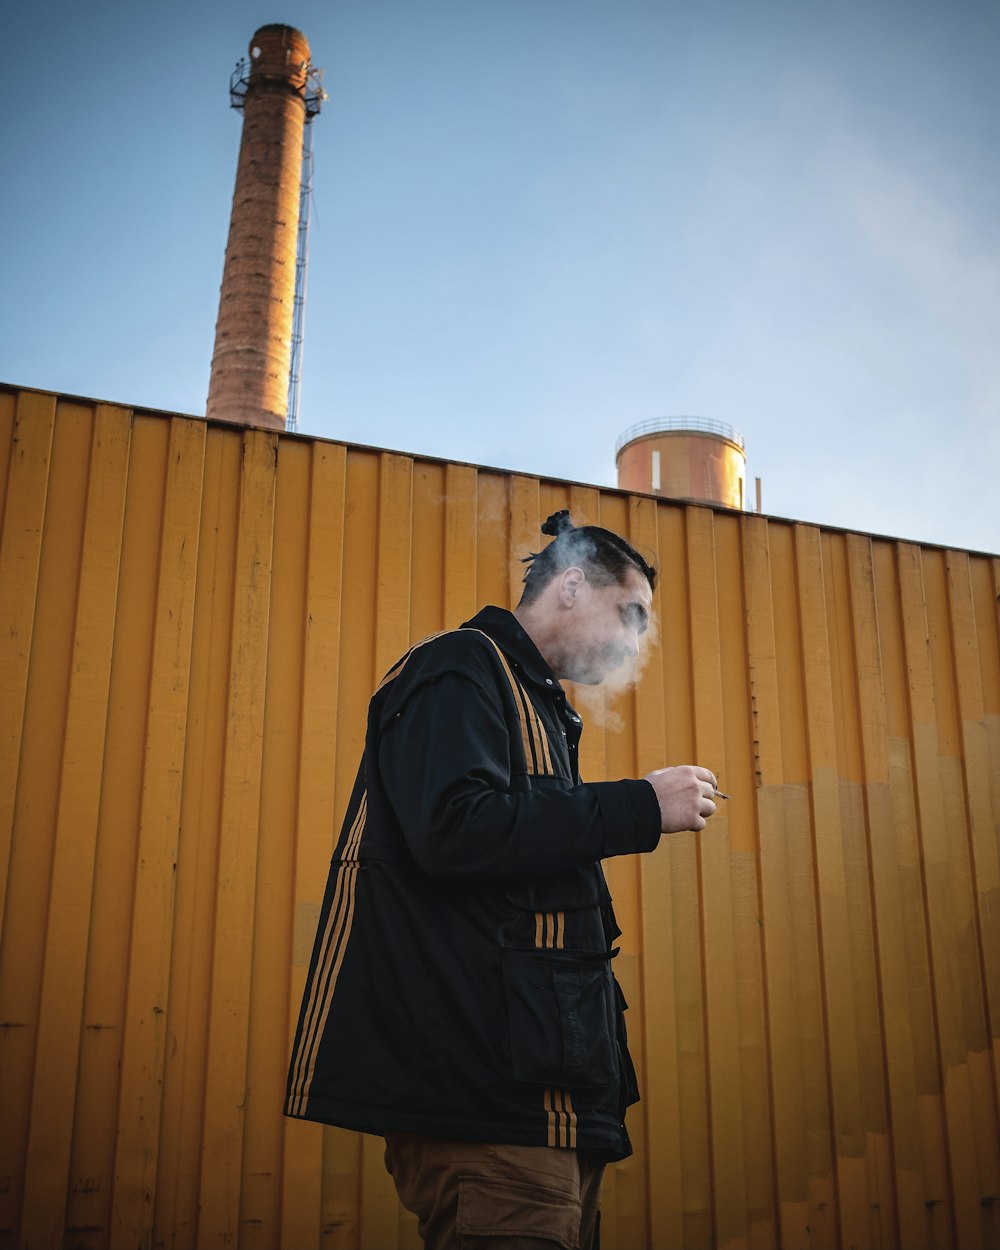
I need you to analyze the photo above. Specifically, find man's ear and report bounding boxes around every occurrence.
[558,566,586,607]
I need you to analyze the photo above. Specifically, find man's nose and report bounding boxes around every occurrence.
[624,630,640,658]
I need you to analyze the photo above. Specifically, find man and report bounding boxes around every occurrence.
[285,510,720,1248]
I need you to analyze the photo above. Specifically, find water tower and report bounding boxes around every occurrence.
[615,417,748,510]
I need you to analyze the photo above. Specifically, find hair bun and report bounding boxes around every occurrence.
[541,509,575,538]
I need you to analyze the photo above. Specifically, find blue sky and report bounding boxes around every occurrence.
[2,0,998,552]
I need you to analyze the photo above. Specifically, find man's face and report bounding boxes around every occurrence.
[557,566,653,686]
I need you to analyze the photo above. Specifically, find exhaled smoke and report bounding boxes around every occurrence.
[569,609,660,734]
[558,529,599,569]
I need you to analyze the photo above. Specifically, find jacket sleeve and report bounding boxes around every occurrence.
[377,669,661,877]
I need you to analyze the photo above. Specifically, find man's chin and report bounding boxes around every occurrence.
[569,664,611,686]
[565,654,623,686]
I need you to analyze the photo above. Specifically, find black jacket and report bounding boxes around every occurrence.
[284,607,661,1159]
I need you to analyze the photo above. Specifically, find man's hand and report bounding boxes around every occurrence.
[643,765,719,833]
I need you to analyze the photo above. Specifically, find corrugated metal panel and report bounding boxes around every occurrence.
[1,384,998,1250]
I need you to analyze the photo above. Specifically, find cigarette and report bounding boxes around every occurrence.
[713,789,730,800]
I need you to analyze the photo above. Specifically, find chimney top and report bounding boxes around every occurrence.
[246,24,312,93]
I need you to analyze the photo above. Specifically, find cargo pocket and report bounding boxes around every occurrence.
[457,1175,578,1247]
[501,948,618,1087]
[613,979,639,1109]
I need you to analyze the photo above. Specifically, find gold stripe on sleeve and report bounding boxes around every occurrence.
[286,793,368,1114]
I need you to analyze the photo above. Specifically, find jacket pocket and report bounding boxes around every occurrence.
[503,862,611,914]
[500,947,618,1087]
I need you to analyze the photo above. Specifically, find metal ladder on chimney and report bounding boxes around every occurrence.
[286,119,315,434]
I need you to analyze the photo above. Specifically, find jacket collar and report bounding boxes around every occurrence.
[461,605,561,693]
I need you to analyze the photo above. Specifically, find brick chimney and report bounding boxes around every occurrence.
[206,25,315,430]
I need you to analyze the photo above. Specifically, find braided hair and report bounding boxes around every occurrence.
[518,510,657,606]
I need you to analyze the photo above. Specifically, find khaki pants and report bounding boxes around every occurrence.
[383,1132,605,1249]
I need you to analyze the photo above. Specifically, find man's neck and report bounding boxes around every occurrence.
[512,603,562,680]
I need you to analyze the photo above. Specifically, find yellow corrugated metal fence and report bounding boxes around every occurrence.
[1,386,998,1249]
